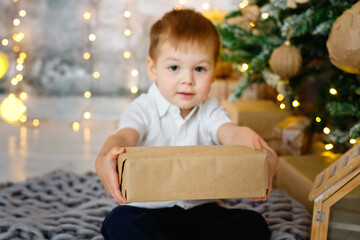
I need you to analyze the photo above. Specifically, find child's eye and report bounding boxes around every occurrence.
[195,66,205,72]
[169,65,179,71]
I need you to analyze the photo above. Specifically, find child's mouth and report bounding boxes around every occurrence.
[178,92,194,99]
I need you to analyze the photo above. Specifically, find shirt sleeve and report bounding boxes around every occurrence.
[203,97,233,145]
[118,97,149,143]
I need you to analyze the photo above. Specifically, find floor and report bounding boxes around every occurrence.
[0,95,132,183]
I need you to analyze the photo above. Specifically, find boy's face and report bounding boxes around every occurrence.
[147,41,215,118]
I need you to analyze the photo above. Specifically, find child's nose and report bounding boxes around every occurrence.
[181,71,194,85]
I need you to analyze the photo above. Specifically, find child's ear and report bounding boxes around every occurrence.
[146,56,156,81]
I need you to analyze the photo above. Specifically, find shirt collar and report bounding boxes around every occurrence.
[148,82,200,119]
[148,83,171,117]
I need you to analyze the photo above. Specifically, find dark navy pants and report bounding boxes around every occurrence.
[101,203,270,240]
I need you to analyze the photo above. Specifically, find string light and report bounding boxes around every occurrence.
[16,74,23,81]
[237,63,248,72]
[13,45,20,52]
[19,52,26,59]
[33,119,40,127]
[84,91,92,98]
[124,10,131,18]
[93,71,100,78]
[124,29,132,36]
[323,127,330,134]
[329,88,337,95]
[292,100,300,107]
[130,86,139,94]
[16,64,24,71]
[280,103,286,109]
[88,34,96,41]
[202,2,210,10]
[19,91,28,100]
[83,111,91,120]
[83,12,91,20]
[249,21,255,27]
[349,139,356,144]
[131,69,139,77]
[123,51,131,59]
[72,122,80,132]
[13,19,21,26]
[239,0,249,9]
[0,94,27,123]
[325,143,333,150]
[315,117,321,123]
[11,78,18,85]
[1,39,9,46]
[261,12,269,19]
[19,10,26,17]
[83,52,91,60]
[277,94,284,101]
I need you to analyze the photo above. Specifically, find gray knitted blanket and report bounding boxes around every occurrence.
[0,170,311,240]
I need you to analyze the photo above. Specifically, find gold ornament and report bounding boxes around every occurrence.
[326,2,360,74]
[269,41,302,79]
[0,51,9,79]
[227,5,261,31]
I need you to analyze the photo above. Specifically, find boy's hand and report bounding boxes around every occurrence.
[96,147,127,204]
[251,135,276,201]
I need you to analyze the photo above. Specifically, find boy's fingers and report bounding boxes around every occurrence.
[252,135,263,151]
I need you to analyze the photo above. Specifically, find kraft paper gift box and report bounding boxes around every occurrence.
[118,145,268,203]
[221,100,291,140]
[271,116,311,156]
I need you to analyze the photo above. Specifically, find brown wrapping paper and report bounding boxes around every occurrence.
[222,100,291,140]
[118,145,268,203]
[271,116,311,156]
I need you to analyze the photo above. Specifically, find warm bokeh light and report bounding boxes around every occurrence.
[33,119,40,127]
[11,78,18,85]
[13,18,21,26]
[124,29,132,36]
[124,10,131,18]
[349,139,356,144]
[19,52,27,59]
[19,10,27,17]
[277,94,284,101]
[13,45,20,52]
[323,127,330,134]
[73,122,80,132]
[0,94,27,123]
[202,3,210,10]
[1,39,9,46]
[16,64,24,71]
[16,74,23,81]
[178,0,186,4]
[239,0,249,9]
[329,88,337,95]
[89,34,96,41]
[280,103,286,109]
[0,51,10,79]
[325,143,333,150]
[84,111,91,119]
[83,52,91,60]
[84,91,92,99]
[123,51,131,59]
[130,86,139,94]
[292,100,300,107]
[315,117,321,123]
[83,12,91,20]
[19,92,28,100]
[93,71,100,78]
[131,69,139,77]
[261,12,269,19]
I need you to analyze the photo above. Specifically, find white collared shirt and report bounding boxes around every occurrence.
[118,83,232,209]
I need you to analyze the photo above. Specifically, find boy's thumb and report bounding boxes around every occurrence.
[252,135,263,151]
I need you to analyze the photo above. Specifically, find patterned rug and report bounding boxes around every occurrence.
[0,170,311,240]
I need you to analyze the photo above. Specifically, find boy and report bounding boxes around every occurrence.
[96,8,278,240]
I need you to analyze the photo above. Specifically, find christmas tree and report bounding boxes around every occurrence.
[217,0,360,153]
